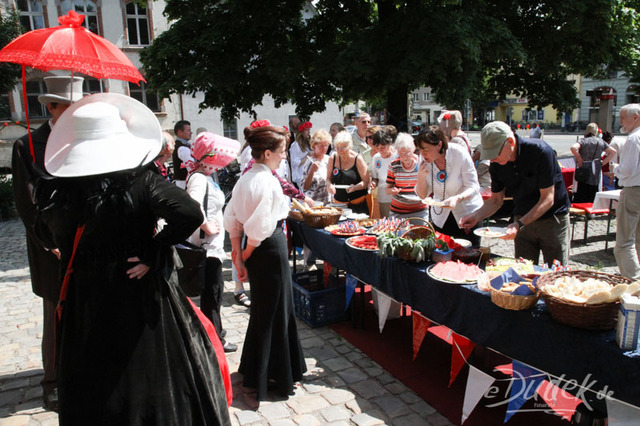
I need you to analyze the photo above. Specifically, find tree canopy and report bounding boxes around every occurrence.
[0,12,23,95]
[141,0,640,128]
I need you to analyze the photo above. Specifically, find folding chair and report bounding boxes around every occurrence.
[570,202,610,243]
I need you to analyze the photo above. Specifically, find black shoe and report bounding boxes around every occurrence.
[222,341,237,353]
[234,292,251,307]
[43,388,59,412]
[220,329,227,339]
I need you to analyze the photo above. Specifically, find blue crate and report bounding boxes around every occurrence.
[292,271,349,327]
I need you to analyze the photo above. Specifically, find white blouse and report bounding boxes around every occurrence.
[223,163,289,247]
[186,172,226,261]
[424,143,483,229]
[289,141,311,187]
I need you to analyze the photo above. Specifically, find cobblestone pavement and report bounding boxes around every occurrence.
[0,215,620,425]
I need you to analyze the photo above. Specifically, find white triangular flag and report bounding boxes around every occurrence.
[462,365,495,424]
[373,289,392,333]
[606,395,640,425]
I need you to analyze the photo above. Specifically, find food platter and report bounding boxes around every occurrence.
[346,235,379,251]
[401,194,423,202]
[331,228,366,237]
[426,262,484,285]
[474,226,508,238]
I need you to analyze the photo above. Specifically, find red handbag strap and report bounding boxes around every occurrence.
[56,224,85,321]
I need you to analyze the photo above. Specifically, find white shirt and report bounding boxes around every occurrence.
[371,152,398,203]
[289,141,311,187]
[176,137,192,164]
[240,145,252,171]
[186,173,226,261]
[614,127,640,187]
[223,163,289,247]
[424,143,483,228]
[610,136,626,163]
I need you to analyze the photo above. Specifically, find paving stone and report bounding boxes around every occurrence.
[393,412,431,426]
[234,409,262,425]
[321,357,353,372]
[0,415,31,426]
[336,367,368,384]
[320,406,351,423]
[268,419,297,426]
[286,394,330,415]
[323,375,346,388]
[292,413,322,426]
[426,411,454,426]
[350,379,386,400]
[258,401,291,420]
[384,381,408,395]
[301,380,329,394]
[372,394,412,418]
[410,399,438,416]
[399,391,422,405]
[321,388,355,405]
[350,411,386,426]
[346,397,375,415]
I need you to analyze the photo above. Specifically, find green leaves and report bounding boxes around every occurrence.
[376,232,436,262]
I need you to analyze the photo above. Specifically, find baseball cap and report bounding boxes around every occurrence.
[480,121,512,160]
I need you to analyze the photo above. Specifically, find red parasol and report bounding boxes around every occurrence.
[0,10,146,161]
[0,10,144,83]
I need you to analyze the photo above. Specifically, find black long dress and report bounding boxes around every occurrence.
[240,225,306,400]
[36,169,231,425]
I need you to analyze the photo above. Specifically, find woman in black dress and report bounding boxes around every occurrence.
[224,125,306,401]
[36,93,230,425]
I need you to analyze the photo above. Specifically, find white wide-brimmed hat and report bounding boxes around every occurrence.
[45,93,162,177]
[38,76,84,105]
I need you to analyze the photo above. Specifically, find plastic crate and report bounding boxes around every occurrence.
[292,270,349,327]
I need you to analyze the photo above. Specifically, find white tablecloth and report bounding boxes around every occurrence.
[592,189,621,211]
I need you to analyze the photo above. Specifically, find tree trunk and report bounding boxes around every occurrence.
[385,85,409,132]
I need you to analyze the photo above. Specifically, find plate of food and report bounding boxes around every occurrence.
[329,221,366,236]
[333,184,351,189]
[346,235,379,251]
[474,226,508,238]
[367,218,403,235]
[423,197,451,208]
[402,194,423,202]
[426,260,485,284]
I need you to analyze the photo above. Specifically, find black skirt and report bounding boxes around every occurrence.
[241,227,306,400]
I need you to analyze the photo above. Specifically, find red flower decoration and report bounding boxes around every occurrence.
[250,119,271,128]
[59,10,85,28]
[283,125,289,132]
[442,113,451,121]
[298,121,312,132]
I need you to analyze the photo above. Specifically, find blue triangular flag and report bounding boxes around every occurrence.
[345,274,358,310]
[504,361,546,423]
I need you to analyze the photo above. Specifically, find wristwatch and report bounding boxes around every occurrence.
[516,219,525,231]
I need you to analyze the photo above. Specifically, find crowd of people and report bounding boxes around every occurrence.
[12,73,640,421]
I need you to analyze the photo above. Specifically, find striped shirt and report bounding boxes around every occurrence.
[386,157,427,214]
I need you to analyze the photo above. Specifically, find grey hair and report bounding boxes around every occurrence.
[437,110,463,131]
[161,131,174,150]
[333,130,353,149]
[621,103,640,118]
[394,132,415,151]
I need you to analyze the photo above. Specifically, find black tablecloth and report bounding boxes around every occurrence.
[289,220,640,409]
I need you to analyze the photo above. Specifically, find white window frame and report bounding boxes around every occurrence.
[125,2,150,46]
[17,0,45,31]
[60,0,99,34]
[223,119,238,140]
[129,81,160,112]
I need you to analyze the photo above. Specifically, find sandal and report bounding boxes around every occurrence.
[234,292,251,307]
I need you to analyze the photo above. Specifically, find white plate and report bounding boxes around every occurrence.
[401,194,422,202]
[345,236,379,252]
[426,264,483,284]
[474,226,508,238]
[453,238,472,248]
[423,197,451,208]
[333,184,350,189]
[347,213,369,220]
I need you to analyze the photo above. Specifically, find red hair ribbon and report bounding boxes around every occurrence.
[443,113,451,121]
[250,119,271,128]
[298,121,312,132]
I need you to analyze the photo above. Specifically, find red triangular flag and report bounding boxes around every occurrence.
[537,380,582,421]
[449,334,476,387]
[412,311,431,360]
[428,325,454,344]
[323,261,332,286]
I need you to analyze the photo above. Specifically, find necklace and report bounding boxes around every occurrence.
[431,158,447,215]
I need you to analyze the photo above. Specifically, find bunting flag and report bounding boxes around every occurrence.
[494,363,513,376]
[372,288,392,333]
[345,273,358,310]
[449,334,476,387]
[462,365,495,424]
[428,325,454,344]
[504,361,546,423]
[606,395,640,425]
[412,311,431,360]
[536,380,582,421]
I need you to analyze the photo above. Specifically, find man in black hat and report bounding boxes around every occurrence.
[12,75,84,412]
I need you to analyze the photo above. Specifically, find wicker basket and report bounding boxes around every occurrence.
[303,206,343,228]
[537,270,632,330]
[288,209,304,221]
[490,287,540,311]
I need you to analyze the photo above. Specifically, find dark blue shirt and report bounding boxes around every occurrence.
[490,136,570,219]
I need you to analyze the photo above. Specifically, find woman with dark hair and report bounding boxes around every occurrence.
[36,94,230,424]
[415,125,483,245]
[224,125,306,401]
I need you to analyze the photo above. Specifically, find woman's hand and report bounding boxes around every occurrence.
[202,218,220,236]
[443,195,459,209]
[309,161,320,174]
[232,249,249,282]
[327,183,336,195]
[347,184,355,193]
[304,196,315,207]
[389,186,401,196]
[417,161,429,178]
[127,257,150,279]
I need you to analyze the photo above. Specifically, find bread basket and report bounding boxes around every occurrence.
[537,270,632,330]
[302,206,343,228]
[490,287,540,311]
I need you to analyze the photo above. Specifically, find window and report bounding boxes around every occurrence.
[412,93,419,102]
[423,92,430,101]
[223,119,238,140]
[26,80,48,118]
[60,0,99,34]
[0,94,10,120]
[83,77,103,95]
[125,2,150,46]
[17,0,45,31]
[129,81,160,112]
